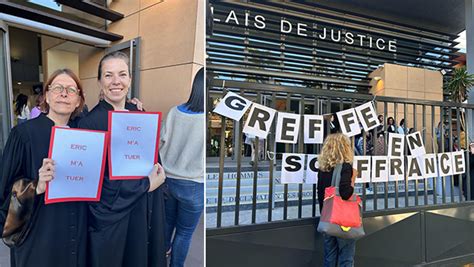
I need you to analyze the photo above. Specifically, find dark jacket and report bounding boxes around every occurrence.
[0,114,87,267]
[78,100,166,267]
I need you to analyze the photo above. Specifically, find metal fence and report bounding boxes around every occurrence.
[206,80,474,228]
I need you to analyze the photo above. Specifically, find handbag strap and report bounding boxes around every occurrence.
[330,163,343,195]
[331,163,358,201]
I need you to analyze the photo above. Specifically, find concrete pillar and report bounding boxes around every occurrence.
[466,0,474,140]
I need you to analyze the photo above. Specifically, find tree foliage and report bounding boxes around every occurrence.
[445,66,474,103]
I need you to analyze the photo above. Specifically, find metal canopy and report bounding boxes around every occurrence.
[56,0,124,22]
[303,0,465,35]
[0,1,123,42]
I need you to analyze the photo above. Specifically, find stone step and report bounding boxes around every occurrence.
[206,190,314,206]
[206,184,314,196]
[206,183,430,207]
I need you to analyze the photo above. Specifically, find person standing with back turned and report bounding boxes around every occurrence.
[317,133,357,267]
[161,68,205,267]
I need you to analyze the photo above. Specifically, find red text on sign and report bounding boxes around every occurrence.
[126,126,141,131]
[125,155,140,160]
[70,160,83,167]
[66,176,84,181]
[70,144,87,150]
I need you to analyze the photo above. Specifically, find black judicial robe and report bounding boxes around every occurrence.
[0,114,88,267]
[78,100,166,267]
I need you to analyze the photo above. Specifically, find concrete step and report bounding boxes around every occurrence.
[206,184,314,196]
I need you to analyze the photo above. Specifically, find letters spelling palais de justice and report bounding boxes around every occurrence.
[220,9,397,52]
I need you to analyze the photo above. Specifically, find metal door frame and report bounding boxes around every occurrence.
[0,20,14,146]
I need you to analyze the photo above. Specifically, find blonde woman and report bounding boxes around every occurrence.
[317,133,357,267]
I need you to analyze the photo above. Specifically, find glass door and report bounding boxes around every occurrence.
[0,20,13,151]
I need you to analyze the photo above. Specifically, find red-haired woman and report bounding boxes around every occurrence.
[0,69,88,267]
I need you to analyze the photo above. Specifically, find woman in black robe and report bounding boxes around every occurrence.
[78,51,167,267]
[0,69,88,267]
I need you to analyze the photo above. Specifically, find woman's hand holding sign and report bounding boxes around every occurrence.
[148,163,166,192]
[37,158,55,195]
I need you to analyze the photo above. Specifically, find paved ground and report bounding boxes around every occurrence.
[185,214,204,267]
[0,214,204,267]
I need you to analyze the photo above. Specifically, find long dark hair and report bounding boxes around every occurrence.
[15,94,28,115]
[184,68,204,113]
[399,119,405,127]
[387,116,394,125]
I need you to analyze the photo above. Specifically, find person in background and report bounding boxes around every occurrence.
[243,133,252,157]
[317,133,357,267]
[374,114,386,155]
[30,94,44,119]
[15,93,30,124]
[354,132,364,156]
[161,68,205,267]
[246,133,256,165]
[377,114,384,132]
[387,116,396,133]
[397,119,406,135]
[329,113,341,134]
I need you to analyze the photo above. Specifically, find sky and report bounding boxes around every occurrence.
[28,0,61,11]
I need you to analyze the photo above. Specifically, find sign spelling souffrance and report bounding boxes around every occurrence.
[388,157,405,181]
[108,111,161,180]
[353,156,371,183]
[277,152,466,184]
[45,127,108,204]
[281,153,305,184]
[305,154,319,184]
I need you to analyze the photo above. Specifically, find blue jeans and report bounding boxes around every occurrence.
[323,234,356,267]
[165,178,204,267]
